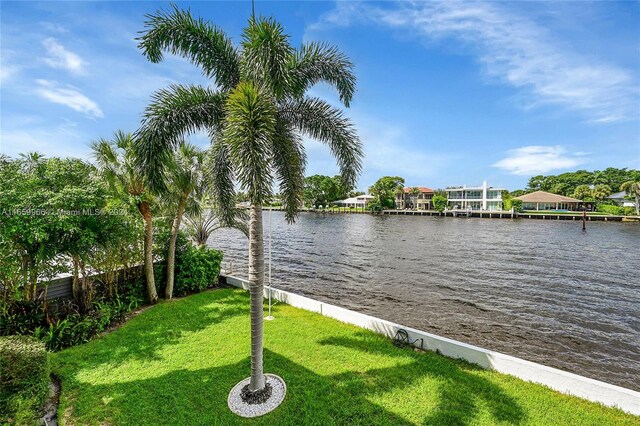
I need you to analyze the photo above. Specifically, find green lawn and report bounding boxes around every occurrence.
[52,288,637,425]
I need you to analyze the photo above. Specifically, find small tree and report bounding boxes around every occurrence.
[432,194,447,213]
[410,187,420,210]
[573,185,593,201]
[592,184,612,201]
[369,176,405,210]
[92,131,159,304]
[510,199,524,212]
[620,180,640,215]
[163,143,205,299]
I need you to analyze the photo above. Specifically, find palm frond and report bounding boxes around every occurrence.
[281,96,362,189]
[290,42,356,107]
[223,81,276,205]
[138,4,240,90]
[271,116,306,222]
[135,84,225,193]
[241,17,294,98]
[207,138,236,226]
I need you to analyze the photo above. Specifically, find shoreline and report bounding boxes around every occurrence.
[223,274,640,415]
[262,206,639,222]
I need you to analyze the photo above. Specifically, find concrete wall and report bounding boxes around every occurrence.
[223,274,640,416]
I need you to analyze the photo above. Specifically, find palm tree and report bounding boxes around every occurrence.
[410,187,420,210]
[135,7,362,397]
[620,180,640,215]
[186,202,249,247]
[92,131,158,304]
[394,186,405,209]
[163,142,205,299]
[19,152,45,172]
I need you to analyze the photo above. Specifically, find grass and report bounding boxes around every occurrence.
[52,288,638,425]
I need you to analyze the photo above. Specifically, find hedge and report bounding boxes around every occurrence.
[174,246,223,296]
[0,335,50,424]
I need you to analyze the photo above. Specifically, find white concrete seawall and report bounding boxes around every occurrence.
[223,274,640,416]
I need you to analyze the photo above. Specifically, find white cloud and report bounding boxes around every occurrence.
[35,79,103,118]
[0,64,18,84]
[492,145,587,176]
[43,37,86,75]
[308,2,638,123]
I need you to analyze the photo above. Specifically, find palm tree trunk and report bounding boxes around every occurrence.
[71,255,80,301]
[166,193,188,299]
[248,203,265,391]
[138,201,158,304]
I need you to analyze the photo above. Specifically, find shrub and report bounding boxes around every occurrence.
[0,301,46,336]
[174,246,223,296]
[432,195,448,213]
[0,335,50,424]
[32,294,143,352]
[596,204,625,215]
[510,199,524,212]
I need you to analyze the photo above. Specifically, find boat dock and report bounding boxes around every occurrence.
[263,207,635,221]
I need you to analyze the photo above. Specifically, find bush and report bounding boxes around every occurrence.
[432,195,448,213]
[174,246,223,296]
[0,335,50,424]
[32,294,143,351]
[596,204,625,215]
[0,301,46,337]
[510,199,524,212]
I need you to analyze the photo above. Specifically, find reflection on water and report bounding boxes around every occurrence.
[209,211,640,390]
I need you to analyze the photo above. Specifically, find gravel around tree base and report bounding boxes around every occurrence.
[228,374,286,418]
[240,382,272,404]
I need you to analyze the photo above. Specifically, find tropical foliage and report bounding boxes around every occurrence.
[92,132,158,303]
[526,168,640,196]
[0,154,140,306]
[0,336,49,425]
[369,176,404,210]
[136,6,362,395]
[303,174,352,207]
[432,194,448,212]
[620,180,640,215]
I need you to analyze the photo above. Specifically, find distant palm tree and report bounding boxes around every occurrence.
[186,203,249,248]
[394,186,405,209]
[410,187,420,210]
[136,7,362,394]
[92,131,158,304]
[163,142,205,299]
[620,180,640,215]
[19,151,45,172]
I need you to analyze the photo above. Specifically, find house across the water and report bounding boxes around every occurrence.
[395,187,434,210]
[607,191,634,208]
[514,191,583,211]
[445,181,504,211]
[334,194,375,208]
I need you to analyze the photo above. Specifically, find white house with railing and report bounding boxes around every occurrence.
[445,181,505,211]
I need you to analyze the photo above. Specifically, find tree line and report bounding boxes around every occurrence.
[523,168,640,198]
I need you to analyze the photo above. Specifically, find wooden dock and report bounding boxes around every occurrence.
[263,207,634,221]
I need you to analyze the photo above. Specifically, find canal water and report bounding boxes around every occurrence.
[209,211,640,391]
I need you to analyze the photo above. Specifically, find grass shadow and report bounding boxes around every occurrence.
[319,333,526,425]
[58,349,417,425]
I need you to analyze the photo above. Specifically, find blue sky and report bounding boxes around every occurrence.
[1,1,639,191]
